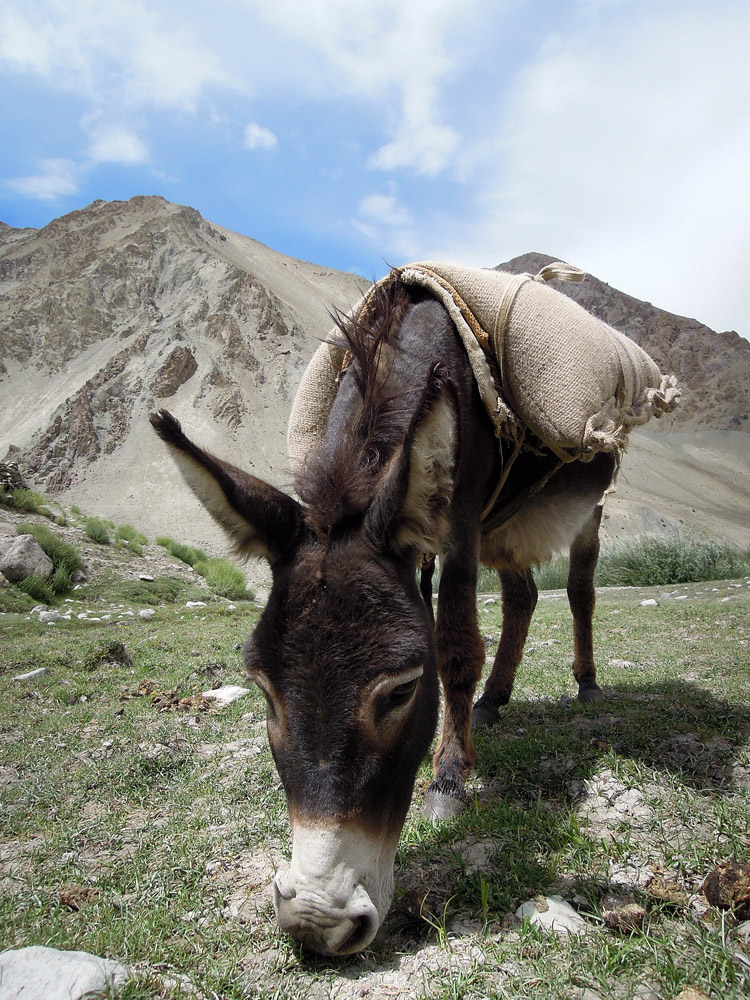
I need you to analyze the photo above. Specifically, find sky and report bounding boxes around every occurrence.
[1,0,748,337]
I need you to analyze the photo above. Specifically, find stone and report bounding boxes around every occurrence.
[13,667,47,681]
[0,570,9,588]
[702,860,750,919]
[640,598,659,607]
[0,535,54,582]
[202,684,251,707]
[138,608,156,619]
[0,945,130,999]
[138,574,155,581]
[515,895,588,936]
[39,610,62,623]
[186,600,208,608]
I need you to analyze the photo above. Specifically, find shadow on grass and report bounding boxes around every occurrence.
[363,678,750,961]
[472,678,750,800]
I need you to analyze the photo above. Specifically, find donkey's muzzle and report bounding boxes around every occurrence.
[273,877,380,956]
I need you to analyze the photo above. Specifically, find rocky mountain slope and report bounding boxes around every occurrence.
[0,198,747,554]
[0,197,364,550]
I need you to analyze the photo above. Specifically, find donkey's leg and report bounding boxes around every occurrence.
[471,568,538,728]
[423,553,486,820]
[567,504,604,703]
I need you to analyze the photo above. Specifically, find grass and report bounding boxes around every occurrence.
[193,558,254,601]
[473,536,750,594]
[85,517,111,545]
[13,524,84,603]
[0,574,748,998]
[156,535,209,568]
[156,535,252,600]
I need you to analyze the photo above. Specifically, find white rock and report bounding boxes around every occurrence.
[39,610,62,623]
[515,895,588,936]
[186,601,207,608]
[138,574,155,581]
[0,945,130,1000]
[640,599,659,607]
[139,608,156,619]
[202,685,251,706]
[13,667,47,681]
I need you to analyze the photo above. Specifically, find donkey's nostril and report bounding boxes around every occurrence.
[338,913,376,955]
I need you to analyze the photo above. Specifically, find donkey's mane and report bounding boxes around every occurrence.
[296,278,416,539]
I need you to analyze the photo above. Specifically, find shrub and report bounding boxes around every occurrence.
[533,559,570,591]
[115,577,208,605]
[85,517,111,545]
[194,558,253,600]
[115,524,148,546]
[18,575,55,603]
[596,536,750,587]
[156,536,208,568]
[9,488,46,513]
[70,505,81,516]
[16,525,83,587]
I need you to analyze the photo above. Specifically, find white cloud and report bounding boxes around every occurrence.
[244,122,278,151]
[249,0,479,176]
[429,3,750,333]
[354,188,420,259]
[0,1,237,111]
[85,124,149,165]
[7,159,79,199]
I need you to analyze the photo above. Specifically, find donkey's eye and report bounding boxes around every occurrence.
[387,677,419,708]
[375,677,419,724]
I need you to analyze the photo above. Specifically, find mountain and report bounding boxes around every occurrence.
[1,198,747,556]
[0,197,364,552]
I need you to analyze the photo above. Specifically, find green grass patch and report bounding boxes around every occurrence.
[3,487,46,513]
[193,557,253,601]
[597,535,750,587]
[1,577,748,997]
[155,535,208,568]
[14,524,83,601]
[475,536,750,593]
[114,524,148,549]
[111,576,209,606]
[85,517,111,545]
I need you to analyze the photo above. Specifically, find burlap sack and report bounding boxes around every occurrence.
[287,261,680,472]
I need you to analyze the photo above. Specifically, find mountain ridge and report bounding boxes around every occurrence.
[1,197,747,553]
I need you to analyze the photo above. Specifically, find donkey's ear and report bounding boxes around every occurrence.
[366,364,458,554]
[150,410,304,566]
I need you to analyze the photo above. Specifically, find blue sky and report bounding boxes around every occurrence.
[1,0,748,336]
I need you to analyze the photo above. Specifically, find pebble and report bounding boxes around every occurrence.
[38,610,62,623]
[640,599,659,607]
[186,601,208,609]
[138,609,155,619]
[515,895,588,936]
[13,667,47,681]
[202,685,251,707]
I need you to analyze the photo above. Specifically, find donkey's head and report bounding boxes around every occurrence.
[150,376,455,955]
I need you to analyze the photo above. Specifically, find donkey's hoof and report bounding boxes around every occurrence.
[471,698,500,729]
[577,680,603,703]
[422,789,467,822]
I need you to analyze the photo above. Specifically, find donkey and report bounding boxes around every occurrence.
[150,278,616,956]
